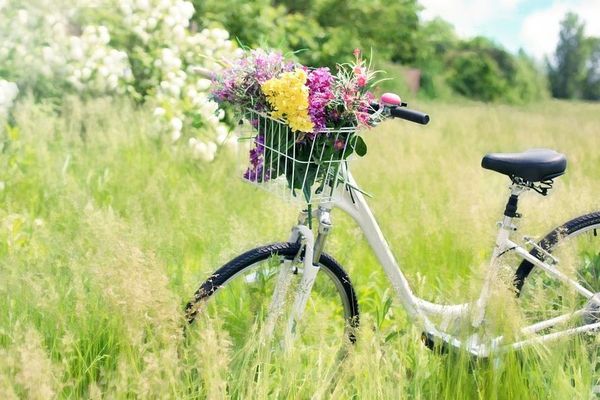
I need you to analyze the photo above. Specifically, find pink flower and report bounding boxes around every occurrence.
[357,74,367,87]
[334,139,345,151]
[343,93,354,107]
[353,48,361,59]
[353,65,363,75]
[357,111,370,126]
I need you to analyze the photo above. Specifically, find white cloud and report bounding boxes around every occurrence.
[521,0,600,59]
[421,0,600,60]
[420,0,523,37]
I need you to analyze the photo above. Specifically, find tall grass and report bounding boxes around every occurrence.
[1,96,599,398]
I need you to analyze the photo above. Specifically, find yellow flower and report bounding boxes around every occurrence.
[261,69,314,133]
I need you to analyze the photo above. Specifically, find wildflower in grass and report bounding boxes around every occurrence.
[261,69,314,133]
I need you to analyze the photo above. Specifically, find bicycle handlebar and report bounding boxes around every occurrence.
[369,101,430,125]
[388,106,430,125]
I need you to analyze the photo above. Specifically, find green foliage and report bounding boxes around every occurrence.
[547,12,588,99]
[197,0,421,68]
[195,0,548,103]
[546,12,600,101]
[447,38,548,103]
[448,44,507,102]
[309,0,421,66]
[582,37,600,101]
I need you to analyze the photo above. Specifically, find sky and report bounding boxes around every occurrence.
[419,0,600,59]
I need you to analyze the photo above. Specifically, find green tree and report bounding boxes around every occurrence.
[547,12,588,99]
[311,0,421,65]
[582,37,600,100]
[412,18,457,98]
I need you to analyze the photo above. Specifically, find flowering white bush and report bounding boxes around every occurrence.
[0,2,68,82]
[63,26,133,95]
[0,80,18,120]
[0,0,240,162]
[118,0,241,160]
[0,2,132,96]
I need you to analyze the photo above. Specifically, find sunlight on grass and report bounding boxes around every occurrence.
[1,97,599,398]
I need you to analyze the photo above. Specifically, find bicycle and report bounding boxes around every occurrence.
[185,93,600,357]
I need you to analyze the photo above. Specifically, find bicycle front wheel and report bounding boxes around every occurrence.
[185,242,359,349]
[514,212,600,330]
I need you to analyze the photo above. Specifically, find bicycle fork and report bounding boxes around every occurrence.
[263,207,332,343]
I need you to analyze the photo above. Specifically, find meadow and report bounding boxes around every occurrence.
[1,96,600,399]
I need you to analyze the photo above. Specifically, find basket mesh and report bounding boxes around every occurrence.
[239,108,358,204]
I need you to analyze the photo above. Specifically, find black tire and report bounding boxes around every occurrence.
[185,242,359,343]
[514,211,600,294]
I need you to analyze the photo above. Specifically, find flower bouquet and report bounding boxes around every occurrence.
[211,48,381,203]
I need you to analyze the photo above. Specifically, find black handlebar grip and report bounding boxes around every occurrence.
[390,107,430,125]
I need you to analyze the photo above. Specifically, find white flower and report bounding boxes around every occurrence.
[171,129,181,142]
[215,126,238,152]
[97,26,110,45]
[196,78,211,91]
[41,46,54,62]
[16,9,28,24]
[170,117,182,132]
[160,48,182,70]
[0,80,18,118]
[81,67,92,80]
[207,141,217,154]
[153,107,166,117]
[147,17,157,29]
[0,80,18,103]
[136,0,150,11]
[190,139,216,162]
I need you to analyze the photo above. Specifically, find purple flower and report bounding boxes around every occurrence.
[306,68,334,132]
[243,134,271,182]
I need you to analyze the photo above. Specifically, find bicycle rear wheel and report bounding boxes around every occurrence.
[514,212,600,330]
[185,242,359,349]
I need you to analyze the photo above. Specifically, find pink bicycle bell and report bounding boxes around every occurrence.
[380,93,402,106]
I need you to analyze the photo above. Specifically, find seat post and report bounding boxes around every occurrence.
[504,194,520,218]
[500,182,529,229]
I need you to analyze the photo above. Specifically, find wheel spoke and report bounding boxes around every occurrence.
[518,219,600,331]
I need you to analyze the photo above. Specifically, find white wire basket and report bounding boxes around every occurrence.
[239,108,359,204]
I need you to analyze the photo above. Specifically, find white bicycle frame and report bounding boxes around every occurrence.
[275,169,600,357]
